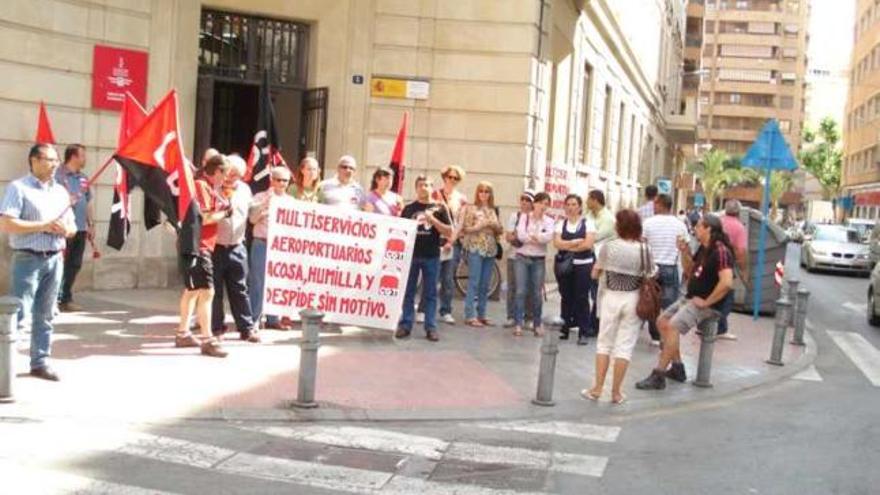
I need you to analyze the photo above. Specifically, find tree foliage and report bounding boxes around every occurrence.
[690,150,761,209]
[799,117,843,200]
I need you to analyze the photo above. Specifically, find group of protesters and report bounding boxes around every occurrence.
[1,143,746,396]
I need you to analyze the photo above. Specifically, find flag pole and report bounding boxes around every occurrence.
[53,154,118,221]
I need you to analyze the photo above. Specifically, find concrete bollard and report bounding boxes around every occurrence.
[0,297,20,403]
[693,319,718,388]
[790,288,810,346]
[292,308,324,409]
[532,316,563,407]
[787,278,800,327]
[767,297,792,366]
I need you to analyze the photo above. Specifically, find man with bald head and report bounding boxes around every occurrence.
[319,155,364,210]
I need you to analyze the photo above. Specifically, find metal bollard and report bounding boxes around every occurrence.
[790,288,810,346]
[0,297,20,403]
[532,316,563,407]
[693,319,718,388]
[767,298,792,366]
[787,278,800,327]
[292,308,324,409]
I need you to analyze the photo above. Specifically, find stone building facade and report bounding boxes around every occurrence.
[0,0,693,291]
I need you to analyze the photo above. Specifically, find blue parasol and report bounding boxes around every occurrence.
[741,119,798,319]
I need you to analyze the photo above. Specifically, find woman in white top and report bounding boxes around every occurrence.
[512,192,555,337]
[460,181,503,327]
[583,209,655,405]
[552,194,597,345]
[363,167,403,216]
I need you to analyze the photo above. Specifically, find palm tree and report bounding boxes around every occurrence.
[768,171,794,222]
[690,149,748,210]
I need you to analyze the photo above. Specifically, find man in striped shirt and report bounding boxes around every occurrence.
[0,144,76,381]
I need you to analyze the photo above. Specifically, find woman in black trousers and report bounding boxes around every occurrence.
[553,194,597,345]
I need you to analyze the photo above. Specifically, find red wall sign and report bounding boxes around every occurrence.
[91,45,148,111]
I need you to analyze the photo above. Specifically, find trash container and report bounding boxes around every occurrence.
[732,207,789,316]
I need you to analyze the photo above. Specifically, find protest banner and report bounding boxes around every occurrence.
[262,196,417,330]
[544,162,571,220]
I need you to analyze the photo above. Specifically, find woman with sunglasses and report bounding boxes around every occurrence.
[289,157,323,203]
[460,181,503,327]
[363,167,404,216]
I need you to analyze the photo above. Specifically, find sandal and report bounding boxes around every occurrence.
[533,326,545,337]
[478,317,495,327]
[465,319,485,328]
[580,388,601,401]
[611,393,627,405]
[513,326,523,337]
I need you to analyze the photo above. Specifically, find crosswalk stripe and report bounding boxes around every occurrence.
[0,461,180,495]
[792,364,823,382]
[247,425,609,478]
[218,452,392,493]
[467,420,621,443]
[828,331,880,386]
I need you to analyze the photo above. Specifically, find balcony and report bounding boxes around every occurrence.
[667,96,699,144]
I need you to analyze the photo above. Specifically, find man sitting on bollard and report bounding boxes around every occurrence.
[396,175,452,342]
[636,214,734,390]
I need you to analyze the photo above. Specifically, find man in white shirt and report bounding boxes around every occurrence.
[642,193,689,346]
[319,155,365,210]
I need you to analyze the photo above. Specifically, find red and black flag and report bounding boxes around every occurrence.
[245,69,286,194]
[389,112,408,194]
[107,94,147,250]
[111,90,201,257]
[35,101,56,144]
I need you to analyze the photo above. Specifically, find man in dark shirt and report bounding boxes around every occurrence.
[636,214,734,390]
[397,175,452,341]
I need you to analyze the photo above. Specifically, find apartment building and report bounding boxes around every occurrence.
[697,0,809,156]
[843,0,880,218]
[0,0,693,291]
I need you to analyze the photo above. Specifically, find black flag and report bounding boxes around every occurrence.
[246,70,286,194]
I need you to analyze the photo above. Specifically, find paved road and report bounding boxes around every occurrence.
[2,245,878,494]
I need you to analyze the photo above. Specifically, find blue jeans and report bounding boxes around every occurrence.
[717,291,735,334]
[11,251,63,370]
[558,262,594,338]
[464,250,494,320]
[422,242,460,317]
[648,264,681,340]
[514,255,545,327]
[248,239,279,327]
[212,243,255,335]
[401,256,440,331]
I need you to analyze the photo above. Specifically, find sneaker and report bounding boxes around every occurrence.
[635,369,666,390]
[58,302,82,313]
[426,330,439,342]
[717,333,738,341]
[440,313,455,324]
[665,362,687,383]
[416,313,425,323]
[395,328,411,339]
[200,338,228,358]
[650,339,662,347]
[559,328,570,340]
[174,333,201,348]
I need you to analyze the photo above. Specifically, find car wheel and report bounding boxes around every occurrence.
[869,288,880,327]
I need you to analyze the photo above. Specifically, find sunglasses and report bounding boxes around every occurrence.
[444,175,461,182]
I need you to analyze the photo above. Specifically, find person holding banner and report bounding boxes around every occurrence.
[289,157,323,203]
[363,167,403,216]
[55,144,94,313]
[248,166,294,331]
[176,154,232,358]
[319,155,364,210]
[0,144,76,380]
[512,192,555,337]
[397,175,453,342]
[460,181,503,327]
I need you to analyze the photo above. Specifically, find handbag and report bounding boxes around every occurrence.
[554,251,574,281]
[636,241,662,321]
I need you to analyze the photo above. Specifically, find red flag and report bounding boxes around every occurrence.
[389,112,408,194]
[35,101,55,144]
[107,94,148,250]
[113,90,201,256]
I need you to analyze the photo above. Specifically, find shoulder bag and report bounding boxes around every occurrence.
[636,241,662,321]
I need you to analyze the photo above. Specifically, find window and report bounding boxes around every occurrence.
[779,120,791,133]
[601,85,613,171]
[729,93,742,104]
[579,63,594,164]
[616,103,626,175]
[780,96,793,109]
[704,20,716,33]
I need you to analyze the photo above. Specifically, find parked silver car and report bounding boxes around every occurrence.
[800,224,871,276]
[868,262,880,326]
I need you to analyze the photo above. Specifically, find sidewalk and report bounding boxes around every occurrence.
[1,289,815,423]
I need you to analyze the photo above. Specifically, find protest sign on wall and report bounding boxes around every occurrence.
[262,197,417,330]
[544,162,571,220]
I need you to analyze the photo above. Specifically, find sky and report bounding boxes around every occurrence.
[808,0,855,74]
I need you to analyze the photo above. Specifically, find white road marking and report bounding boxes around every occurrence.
[842,302,867,314]
[828,330,880,386]
[247,425,609,477]
[218,452,392,492]
[792,364,823,382]
[0,461,180,495]
[467,420,621,443]
[244,425,448,460]
[381,477,548,495]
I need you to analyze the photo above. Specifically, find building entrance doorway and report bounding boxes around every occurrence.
[194,9,326,168]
